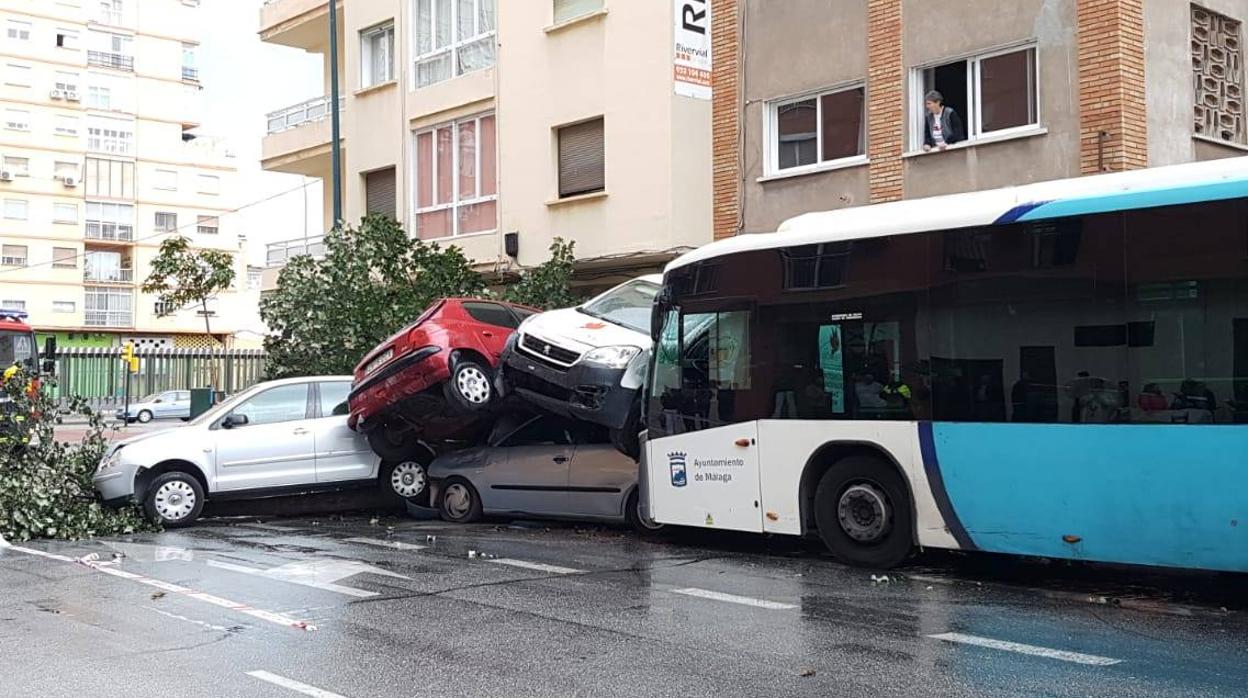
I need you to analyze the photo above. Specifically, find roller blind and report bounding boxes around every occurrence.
[558,118,604,198]
[365,167,397,218]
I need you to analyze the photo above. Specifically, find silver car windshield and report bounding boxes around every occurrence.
[579,279,660,334]
[186,385,263,426]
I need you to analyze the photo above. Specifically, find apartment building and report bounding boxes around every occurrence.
[710,0,1248,238]
[260,0,713,291]
[0,0,250,348]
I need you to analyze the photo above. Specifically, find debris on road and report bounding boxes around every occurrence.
[870,574,891,585]
[799,668,817,677]
[151,591,166,600]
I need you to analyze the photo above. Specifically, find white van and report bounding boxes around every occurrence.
[497,275,661,455]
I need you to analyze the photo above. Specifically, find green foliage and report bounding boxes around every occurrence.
[260,215,487,378]
[0,372,150,542]
[141,236,236,336]
[502,238,578,310]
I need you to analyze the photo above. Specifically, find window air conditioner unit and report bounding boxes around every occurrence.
[50,89,64,100]
[62,176,79,188]
[66,91,81,102]
[0,170,13,182]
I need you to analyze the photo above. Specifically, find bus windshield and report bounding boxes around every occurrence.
[580,279,661,334]
[0,330,35,369]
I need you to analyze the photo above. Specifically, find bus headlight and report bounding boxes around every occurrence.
[582,346,641,369]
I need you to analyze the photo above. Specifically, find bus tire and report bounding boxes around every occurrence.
[813,455,913,569]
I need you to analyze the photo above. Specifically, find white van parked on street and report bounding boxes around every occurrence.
[498,275,661,456]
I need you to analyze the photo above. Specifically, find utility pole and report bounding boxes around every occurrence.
[328,0,343,227]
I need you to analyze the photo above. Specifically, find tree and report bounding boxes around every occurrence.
[142,236,235,340]
[502,238,578,310]
[260,215,486,378]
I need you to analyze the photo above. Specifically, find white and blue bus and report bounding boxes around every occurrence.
[641,157,1248,572]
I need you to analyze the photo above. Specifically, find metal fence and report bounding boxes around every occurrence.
[52,347,267,411]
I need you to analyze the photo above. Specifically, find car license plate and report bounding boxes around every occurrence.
[365,348,394,376]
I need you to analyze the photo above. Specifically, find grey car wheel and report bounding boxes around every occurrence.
[439,477,482,523]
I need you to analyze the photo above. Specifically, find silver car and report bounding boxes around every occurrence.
[95,376,434,527]
[117,390,192,423]
[427,413,663,532]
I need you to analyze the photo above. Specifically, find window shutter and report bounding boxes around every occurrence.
[365,167,397,218]
[558,118,604,198]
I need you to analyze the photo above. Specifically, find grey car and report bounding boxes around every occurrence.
[427,413,662,532]
[116,390,192,423]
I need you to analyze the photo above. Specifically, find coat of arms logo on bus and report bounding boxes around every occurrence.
[668,452,688,487]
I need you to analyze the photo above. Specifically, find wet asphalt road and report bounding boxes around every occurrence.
[1,510,1246,698]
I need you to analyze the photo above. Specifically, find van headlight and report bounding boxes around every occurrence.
[582,346,641,369]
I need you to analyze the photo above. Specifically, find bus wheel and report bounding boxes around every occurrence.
[814,456,913,569]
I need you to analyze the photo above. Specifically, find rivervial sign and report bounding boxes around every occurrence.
[673,0,711,100]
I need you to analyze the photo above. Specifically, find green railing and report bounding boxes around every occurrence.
[51,347,267,409]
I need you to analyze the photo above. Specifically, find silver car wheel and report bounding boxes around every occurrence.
[153,481,197,522]
[137,410,153,424]
[389,461,427,499]
[443,482,473,519]
[455,366,492,405]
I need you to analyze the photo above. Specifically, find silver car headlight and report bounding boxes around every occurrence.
[97,446,124,473]
[582,346,642,369]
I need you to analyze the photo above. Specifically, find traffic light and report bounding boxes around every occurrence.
[120,342,139,374]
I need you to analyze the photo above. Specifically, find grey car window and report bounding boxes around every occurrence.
[231,384,309,426]
[500,416,573,447]
[318,381,351,417]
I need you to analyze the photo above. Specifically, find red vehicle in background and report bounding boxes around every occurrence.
[348,298,538,461]
[0,309,57,445]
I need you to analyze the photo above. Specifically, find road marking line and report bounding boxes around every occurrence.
[148,607,237,633]
[5,545,316,631]
[246,671,348,697]
[927,632,1123,666]
[489,558,583,575]
[671,587,796,610]
[207,558,408,598]
[343,537,426,551]
[240,523,301,532]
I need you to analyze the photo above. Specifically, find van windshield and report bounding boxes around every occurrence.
[579,280,660,334]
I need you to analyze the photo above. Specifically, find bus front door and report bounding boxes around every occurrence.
[647,424,763,533]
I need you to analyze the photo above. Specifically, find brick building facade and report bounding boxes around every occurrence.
[713,0,1248,238]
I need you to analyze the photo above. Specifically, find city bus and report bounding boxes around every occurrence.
[641,157,1248,572]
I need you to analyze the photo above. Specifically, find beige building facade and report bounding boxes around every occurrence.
[260,0,713,291]
[0,0,250,347]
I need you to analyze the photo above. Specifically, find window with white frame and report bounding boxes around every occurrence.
[412,113,497,239]
[96,0,124,26]
[6,63,32,87]
[412,0,496,89]
[53,301,76,314]
[766,85,866,175]
[56,114,80,136]
[53,247,77,268]
[1,244,28,266]
[196,174,220,195]
[155,211,177,232]
[57,28,80,49]
[910,45,1039,151]
[196,215,219,235]
[1,300,26,311]
[3,200,28,220]
[55,161,79,178]
[85,201,134,241]
[4,109,30,132]
[84,286,132,327]
[87,116,133,154]
[155,168,177,191]
[181,43,198,81]
[361,22,395,87]
[3,157,29,177]
[84,158,133,198]
[55,71,80,93]
[554,0,603,24]
[86,84,112,109]
[6,20,31,41]
[53,204,78,224]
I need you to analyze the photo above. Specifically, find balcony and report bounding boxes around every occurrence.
[260,0,340,52]
[85,223,135,243]
[83,268,134,284]
[87,51,134,72]
[262,96,343,176]
[266,235,325,267]
[84,310,133,327]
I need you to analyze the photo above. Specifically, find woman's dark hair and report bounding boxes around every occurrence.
[924,90,944,104]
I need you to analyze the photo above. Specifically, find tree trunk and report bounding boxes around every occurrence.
[202,298,220,393]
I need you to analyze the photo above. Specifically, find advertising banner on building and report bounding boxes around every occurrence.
[673,0,711,100]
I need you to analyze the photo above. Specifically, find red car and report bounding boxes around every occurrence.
[348,298,538,461]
